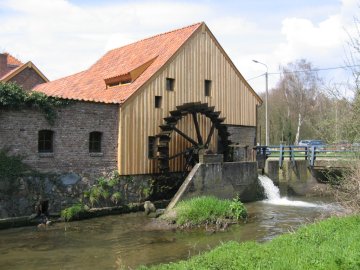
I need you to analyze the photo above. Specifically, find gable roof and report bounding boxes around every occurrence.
[0,52,49,83]
[34,23,203,104]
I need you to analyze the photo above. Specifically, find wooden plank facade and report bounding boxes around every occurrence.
[118,24,261,174]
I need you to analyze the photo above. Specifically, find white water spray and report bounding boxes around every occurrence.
[258,175,318,207]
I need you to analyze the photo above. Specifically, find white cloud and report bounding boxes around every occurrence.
[0,0,358,94]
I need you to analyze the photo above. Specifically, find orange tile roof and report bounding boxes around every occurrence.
[34,23,203,104]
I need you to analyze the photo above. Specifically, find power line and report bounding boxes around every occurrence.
[269,64,360,75]
[247,64,360,81]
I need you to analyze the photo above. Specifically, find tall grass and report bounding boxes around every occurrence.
[140,215,360,269]
[165,196,247,226]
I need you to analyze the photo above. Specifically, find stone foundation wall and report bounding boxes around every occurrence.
[0,172,182,218]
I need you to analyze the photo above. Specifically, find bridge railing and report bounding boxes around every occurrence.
[255,144,360,168]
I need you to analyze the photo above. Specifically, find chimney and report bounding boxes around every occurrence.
[0,53,8,78]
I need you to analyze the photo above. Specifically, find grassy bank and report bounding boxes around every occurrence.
[162,196,247,227]
[140,215,360,269]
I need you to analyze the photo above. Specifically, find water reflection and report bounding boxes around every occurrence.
[0,197,340,269]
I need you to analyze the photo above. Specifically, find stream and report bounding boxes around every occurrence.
[0,176,341,269]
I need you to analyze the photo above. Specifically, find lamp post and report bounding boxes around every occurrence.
[253,60,269,146]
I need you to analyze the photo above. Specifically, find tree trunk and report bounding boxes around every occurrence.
[294,113,302,145]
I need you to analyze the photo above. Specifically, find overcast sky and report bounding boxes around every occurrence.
[0,0,359,93]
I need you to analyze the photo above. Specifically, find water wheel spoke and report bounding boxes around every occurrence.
[172,126,199,146]
[192,112,204,145]
[205,124,216,148]
[168,147,194,160]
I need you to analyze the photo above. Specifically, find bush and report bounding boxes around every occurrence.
[61,203,86,221]
[332,160,360,212]
[167,196,247,226]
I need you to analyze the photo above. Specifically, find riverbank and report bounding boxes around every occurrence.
[139,215,360,269]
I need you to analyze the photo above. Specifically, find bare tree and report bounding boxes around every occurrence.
[277,59,322,144]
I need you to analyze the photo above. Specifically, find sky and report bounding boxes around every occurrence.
[0,0,359,94]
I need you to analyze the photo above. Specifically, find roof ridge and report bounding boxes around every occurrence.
[107,22,203,54]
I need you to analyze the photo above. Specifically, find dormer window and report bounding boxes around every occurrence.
[104,56,157,89]
[105,74,132,88]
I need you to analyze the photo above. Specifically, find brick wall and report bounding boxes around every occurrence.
[9,67,47,90]
[0,101,119,178]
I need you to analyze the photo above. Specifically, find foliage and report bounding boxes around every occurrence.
[111,192,122,205]
[0,82,71,124]
[229,197,247,220]
[166,196,247,226]
[140,215,360,270]
[0,149,30,180]
[330,160,360,212]
[61,203,86,221]
[83,174,127,208]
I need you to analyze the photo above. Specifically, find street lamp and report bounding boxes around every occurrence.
[252,60,269,146]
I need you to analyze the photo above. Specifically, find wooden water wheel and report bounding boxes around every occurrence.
[157,102,231,173]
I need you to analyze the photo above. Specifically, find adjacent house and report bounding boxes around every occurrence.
[0,52,48,90]
[0,22,262,179]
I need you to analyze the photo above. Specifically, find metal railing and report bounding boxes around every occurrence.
[255,145,360,168]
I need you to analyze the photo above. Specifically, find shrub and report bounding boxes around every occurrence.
[61,203,85,221]
[111,192,122,205]
[332,160,360,212]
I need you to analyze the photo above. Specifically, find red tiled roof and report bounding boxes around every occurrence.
[34,23,203,104]
[0,53,24,80]
[6,53,23,66]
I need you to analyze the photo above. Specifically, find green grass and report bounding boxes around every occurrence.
[140,215,360,269]
[164,196,247,226]
[61,203,86,221]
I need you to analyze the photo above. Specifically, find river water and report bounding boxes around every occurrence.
[0,176,341,269]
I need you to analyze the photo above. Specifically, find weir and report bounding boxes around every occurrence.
[258,175,318,207]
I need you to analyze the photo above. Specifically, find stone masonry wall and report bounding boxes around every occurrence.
[227,125,256,146]
[9,67,47,90]
[226,125,256,161]
[0,101,119,179]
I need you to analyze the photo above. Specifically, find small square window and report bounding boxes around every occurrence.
[205,80,212,97]
[89,131,102,153]
[155,96,162,108]
[148,136,157,159]
[166,78,175,91]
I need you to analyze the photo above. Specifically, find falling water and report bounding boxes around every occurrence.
[258,175,318,207]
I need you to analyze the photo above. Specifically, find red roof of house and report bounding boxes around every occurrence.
[7,53,23,66]
[34,23,203,104]
[0,53,24,80]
